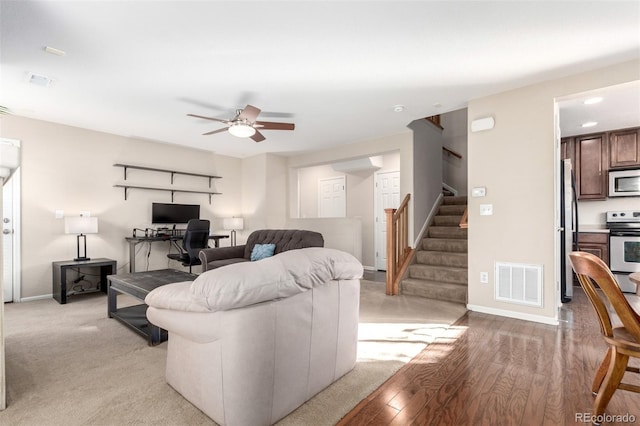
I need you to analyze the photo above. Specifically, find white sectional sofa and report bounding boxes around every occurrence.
[145,247,363,426]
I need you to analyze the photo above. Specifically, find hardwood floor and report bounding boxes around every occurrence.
[339,288,640,425]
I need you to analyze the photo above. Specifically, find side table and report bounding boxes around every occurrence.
[52,258,117,304]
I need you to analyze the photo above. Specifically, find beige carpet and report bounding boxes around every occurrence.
[0,280,467,425]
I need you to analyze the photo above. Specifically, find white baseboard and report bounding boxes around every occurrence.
[362,265,376,271]
[18,294,53,303]
[466,304,559,326]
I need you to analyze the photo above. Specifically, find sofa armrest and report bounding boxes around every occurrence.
[199,245,246,271]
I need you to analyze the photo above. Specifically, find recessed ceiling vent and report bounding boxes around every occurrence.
[331,156,383,173]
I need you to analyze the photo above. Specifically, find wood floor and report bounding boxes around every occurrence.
[339,288,640,426]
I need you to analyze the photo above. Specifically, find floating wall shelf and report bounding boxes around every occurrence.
[113,184,222,203]
[113,163,222,204]
[114,163,222,187]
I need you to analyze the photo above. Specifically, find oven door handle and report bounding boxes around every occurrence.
[610,231,640,237]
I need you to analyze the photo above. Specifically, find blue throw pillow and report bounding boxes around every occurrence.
[250,243,276,261]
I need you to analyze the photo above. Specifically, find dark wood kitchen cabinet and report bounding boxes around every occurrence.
[561,137,574,162]
[577,232,609,266]
[575,133,608,200]
[609,128,640,169]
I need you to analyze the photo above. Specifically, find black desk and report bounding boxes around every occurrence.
[125,234,228,272]
[52,258,117,304]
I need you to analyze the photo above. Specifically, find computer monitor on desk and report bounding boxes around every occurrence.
[152,203,200,226]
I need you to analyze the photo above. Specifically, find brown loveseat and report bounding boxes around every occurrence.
[199,229,324,272]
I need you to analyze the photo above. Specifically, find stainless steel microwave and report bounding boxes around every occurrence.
[609,169,640,197]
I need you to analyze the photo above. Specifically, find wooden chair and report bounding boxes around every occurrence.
[568,251,640,421]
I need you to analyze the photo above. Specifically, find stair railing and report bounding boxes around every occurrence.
[459,207,468,228]
[385,193,414,295]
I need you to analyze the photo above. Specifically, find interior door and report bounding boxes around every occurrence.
[2,168,19,303]
[318,176,346,218]
[375,171,400,270]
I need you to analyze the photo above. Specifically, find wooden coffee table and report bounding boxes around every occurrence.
[107,269,197,345]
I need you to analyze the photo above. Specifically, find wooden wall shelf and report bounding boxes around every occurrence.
[114,184,222,204]
[114,163,222,187]
[113,164,222,204]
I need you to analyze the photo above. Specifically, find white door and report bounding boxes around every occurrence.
[375,171,400,270]
[2,167,19,303]
[318,176,346,218]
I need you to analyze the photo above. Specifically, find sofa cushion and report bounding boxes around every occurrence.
[190,247,362,312]
[250,243,276,261]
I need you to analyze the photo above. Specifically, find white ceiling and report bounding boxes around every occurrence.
[1,1,639,158]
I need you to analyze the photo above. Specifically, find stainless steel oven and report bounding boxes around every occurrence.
[607,210,640,293]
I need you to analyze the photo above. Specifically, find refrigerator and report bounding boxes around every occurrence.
[560,158,578,302]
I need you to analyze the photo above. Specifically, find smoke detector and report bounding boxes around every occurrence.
[27,72,54,87]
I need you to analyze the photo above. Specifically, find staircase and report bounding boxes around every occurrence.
[401,195,468,304]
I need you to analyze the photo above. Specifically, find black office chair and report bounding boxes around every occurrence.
[167,219,210,273]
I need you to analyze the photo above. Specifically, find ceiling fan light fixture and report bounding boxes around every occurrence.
[228,122,256,138]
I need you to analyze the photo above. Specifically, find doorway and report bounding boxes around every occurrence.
[2,166,20,303]
[374,171,400,270]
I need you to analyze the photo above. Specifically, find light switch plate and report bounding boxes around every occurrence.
[472,187,486,197]
[480,272,489,283]
[55,209,64,219]
[480,204,493,216]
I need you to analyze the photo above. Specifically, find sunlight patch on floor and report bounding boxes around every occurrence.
[357,322,465,363]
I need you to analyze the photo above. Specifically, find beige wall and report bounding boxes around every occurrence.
[239,153,288,244]
[0,115,243,299]
[288,131,413,268]
[467,59,640,323]
[293,152,400,268]
[441,108,468,195]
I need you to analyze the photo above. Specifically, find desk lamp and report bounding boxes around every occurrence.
[65,216,98,261]
[223,217,244,246]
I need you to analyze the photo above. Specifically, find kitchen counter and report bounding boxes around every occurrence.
[579,224,609,233]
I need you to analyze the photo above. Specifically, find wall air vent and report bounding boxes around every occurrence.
[495,262,543,307]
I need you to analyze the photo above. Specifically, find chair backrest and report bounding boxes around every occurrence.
[568,251,640,341]
[182,219,210,262]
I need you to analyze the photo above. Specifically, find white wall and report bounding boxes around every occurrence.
[0,115,243,299]
[441,109,468,195]
[291,150,400,268]
[409,119,443,243]
[467,59,640,324]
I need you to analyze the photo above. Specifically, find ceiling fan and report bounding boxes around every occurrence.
[187,104,295,142]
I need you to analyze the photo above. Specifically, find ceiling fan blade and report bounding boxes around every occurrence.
[251,130,266,142]
[187,113,229,124]
[238,104,261,122]
[255,121,295,131]
[202,128,228,136]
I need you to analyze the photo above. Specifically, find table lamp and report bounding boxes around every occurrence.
[65,216,99,261]
[223,217,244,246]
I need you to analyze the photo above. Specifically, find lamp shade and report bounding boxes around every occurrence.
[65,216,98,234]
[223,217,244,231]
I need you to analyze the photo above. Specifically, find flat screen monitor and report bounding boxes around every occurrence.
[152,203,200,225]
